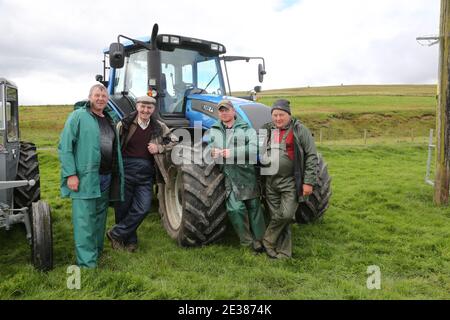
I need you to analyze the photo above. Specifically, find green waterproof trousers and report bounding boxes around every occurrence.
[226,191,266,246]
[72,189,109,268]
[263,175,298,257]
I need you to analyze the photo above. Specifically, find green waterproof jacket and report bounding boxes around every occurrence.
[209,117,259,201]
[58,101,124,201]
[262,118,318,198]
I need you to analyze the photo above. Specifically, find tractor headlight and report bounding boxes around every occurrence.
[170,36,180,44]
[148,89,158,98]
[162,35,169,43]
[211,43,219,51]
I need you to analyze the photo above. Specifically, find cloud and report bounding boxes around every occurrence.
[0,0,440,104]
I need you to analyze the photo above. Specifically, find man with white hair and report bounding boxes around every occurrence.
[58,84,124,268]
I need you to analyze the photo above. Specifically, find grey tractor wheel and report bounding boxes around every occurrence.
[31,200,53,271]
[158,155,228,247]
[14,141,40,209]
[296,154,332,224]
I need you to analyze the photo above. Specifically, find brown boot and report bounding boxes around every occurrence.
[106,230,124,250]
[265,247,278,259]
[252,240,265,253]
[125,243,138,253]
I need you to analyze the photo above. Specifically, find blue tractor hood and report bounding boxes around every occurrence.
[186,94,272,130]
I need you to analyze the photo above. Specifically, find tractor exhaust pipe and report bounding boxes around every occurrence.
[151,23,159,50]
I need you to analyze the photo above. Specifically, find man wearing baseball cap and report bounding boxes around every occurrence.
[261,99,318,259]
[107,95,177,252]
[209,99,266,252]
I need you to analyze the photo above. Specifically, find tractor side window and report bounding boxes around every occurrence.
[162,63,175,97]
[197,59,221,95]
[161,63,192,114]
[182,65,193,84]
[125,50,148,98]
[6,87,19,142]
[0,101,4,131]
[114,66,125,94]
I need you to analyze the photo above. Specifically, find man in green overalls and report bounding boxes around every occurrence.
[261,99,318,259]
[58,84,124,268]
[209,99,266,252]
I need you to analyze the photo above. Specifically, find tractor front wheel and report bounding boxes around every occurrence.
[158,159,228,247]
[31,200,53,271]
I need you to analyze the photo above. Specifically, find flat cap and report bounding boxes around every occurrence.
[136,96,157,105]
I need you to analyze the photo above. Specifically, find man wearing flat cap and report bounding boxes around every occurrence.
[261,99,318,259]
[107,95,177,252]
[209,99,266,252]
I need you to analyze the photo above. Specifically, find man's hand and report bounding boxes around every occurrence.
[222,149,231,158]
[67,175,79,192]
[211,148,222,159]
[148,143,159,154]
[303,184,313,196]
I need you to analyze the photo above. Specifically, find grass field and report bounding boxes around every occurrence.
[1,85,449,300]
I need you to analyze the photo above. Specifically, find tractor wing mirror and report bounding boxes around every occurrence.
[109,43,125,69]
[258,63,266,83]
[95,74,109,88]
[254,85,261,93]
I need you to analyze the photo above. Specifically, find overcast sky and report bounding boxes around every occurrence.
[0,0,440,105]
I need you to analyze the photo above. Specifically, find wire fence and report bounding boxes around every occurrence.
[311,127,434,145]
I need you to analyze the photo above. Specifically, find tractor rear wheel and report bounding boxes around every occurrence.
[158,156,228,247]
[296,154,332,224]
[14,141,40,209]
[31,200,53,271]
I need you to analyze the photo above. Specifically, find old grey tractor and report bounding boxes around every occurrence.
[0,78,53,271]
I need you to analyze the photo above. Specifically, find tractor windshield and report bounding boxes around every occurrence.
[114,50,148,99]
[160,48,225,114]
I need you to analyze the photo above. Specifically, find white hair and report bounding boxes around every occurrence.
[88,83,108,98]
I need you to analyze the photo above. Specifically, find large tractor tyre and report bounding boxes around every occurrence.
[158,157,228,247]
[296,154,332,224]
[31,200,53,271]
[14,141,41,209]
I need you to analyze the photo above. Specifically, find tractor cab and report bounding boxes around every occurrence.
[0,78,20,206]
[99,24,270,130]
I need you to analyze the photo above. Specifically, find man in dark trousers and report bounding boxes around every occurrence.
[107,96,177,252]
[262,99,318,259]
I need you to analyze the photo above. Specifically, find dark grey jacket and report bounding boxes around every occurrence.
[262,118,318,197]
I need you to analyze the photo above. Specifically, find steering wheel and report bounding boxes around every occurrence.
[185,86,207,96]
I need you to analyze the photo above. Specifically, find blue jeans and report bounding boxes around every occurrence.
[111,158,154,245]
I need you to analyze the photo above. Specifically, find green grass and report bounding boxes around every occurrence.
[18,85,437,146]
[19,105,72,147]
[257,84,436,97]
[1,85,447,299]
[256,86,436,141]
[0,144,449,299]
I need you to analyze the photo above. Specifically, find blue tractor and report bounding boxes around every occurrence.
[96,24,330,247]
